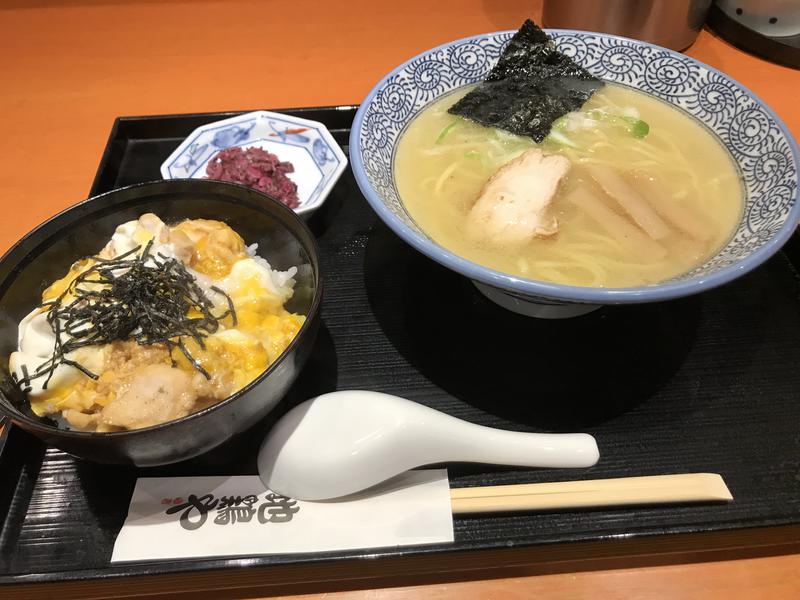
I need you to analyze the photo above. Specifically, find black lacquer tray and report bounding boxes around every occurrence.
[1,106,800,595]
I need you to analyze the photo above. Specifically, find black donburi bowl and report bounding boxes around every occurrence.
[0,179,322,466]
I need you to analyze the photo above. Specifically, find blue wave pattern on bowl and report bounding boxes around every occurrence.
[352,30,800,302]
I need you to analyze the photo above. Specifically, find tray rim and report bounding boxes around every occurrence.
[2,523,799,592]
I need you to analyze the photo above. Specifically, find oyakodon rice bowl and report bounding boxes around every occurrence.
[0,180,322,466]
[10,214,305,432]
[350,23,799,318]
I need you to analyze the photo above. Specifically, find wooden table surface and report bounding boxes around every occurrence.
[1,1,799,598]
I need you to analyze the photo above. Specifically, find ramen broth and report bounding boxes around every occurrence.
[395,84,742,288]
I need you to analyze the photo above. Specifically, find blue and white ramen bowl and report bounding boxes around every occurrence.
[349,30,800,318]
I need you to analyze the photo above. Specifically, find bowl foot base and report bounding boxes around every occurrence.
[472,281,601,319]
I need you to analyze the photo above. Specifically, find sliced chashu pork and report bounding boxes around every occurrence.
[464,148,570,246]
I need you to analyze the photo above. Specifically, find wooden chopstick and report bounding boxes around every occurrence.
[450,473,732,514]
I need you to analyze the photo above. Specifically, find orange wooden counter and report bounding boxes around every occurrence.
[1,1,799,598]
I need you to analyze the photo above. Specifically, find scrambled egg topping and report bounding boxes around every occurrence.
[15,215,304,431]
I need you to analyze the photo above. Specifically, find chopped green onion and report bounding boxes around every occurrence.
[435,120,460,144]
[622,116,649,138]
[587,110,649,138]
[464,150,481,159]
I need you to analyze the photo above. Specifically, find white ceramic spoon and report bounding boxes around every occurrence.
[258,390,600,500]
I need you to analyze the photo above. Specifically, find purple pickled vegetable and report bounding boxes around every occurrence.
[205,146,300,209]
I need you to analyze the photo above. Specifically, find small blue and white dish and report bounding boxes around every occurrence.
[162,111,348,217]
[350,29,800,317]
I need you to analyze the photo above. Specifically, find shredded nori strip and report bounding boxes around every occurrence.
[19,240,236,389]
[448,19,604,142]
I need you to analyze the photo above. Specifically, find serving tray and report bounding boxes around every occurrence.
[1,106,800,595]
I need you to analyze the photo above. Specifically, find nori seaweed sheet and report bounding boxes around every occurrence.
[448,20,604,142]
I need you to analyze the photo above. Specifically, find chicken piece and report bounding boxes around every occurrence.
[464,149,570,246]
[138,213,170,243]
[63,409,100,430]
[139,213,196,264]
[99,364,198,430]
[167,227,195,265]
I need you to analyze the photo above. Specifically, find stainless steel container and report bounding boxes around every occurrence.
[716,0,800,38]
[542,0,713,51]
